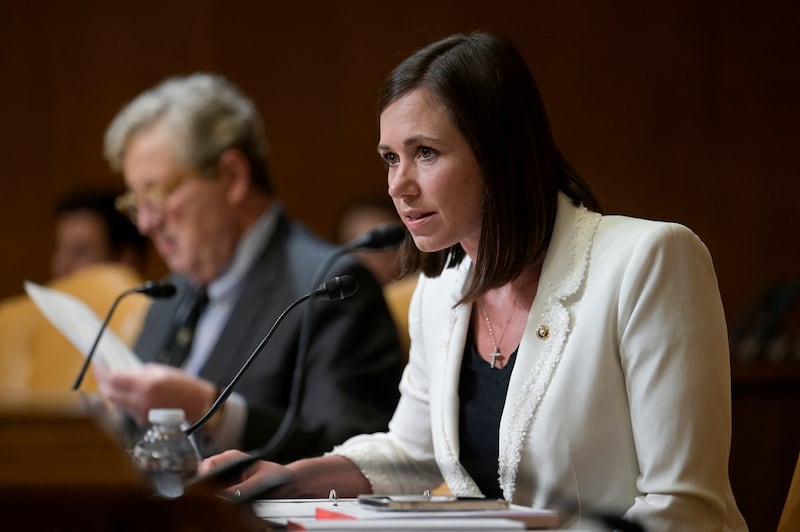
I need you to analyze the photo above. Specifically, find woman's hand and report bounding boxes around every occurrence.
[94,362,217,426]
[199,450,295,498]
[199,452,372,499]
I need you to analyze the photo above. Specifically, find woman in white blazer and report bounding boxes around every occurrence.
[202,32,748,531]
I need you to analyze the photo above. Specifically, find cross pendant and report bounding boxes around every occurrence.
[489,350,501,369]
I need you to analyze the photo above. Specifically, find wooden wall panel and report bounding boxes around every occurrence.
[0,1,797,324]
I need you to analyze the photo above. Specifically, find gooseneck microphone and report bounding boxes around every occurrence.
[341,222,407,252]
[260,223,406,452]
[134,280,179,298]
[195,223,405,443]
[185,224,406,493]
[184,275,358,437]
[315,222,406,288]
[71,280,177,391]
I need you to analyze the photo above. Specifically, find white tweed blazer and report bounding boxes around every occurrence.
[333,193,748,531]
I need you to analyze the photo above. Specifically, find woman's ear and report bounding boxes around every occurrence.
[218,148,251,205]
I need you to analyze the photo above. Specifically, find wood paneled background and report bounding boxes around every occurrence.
[1,0,797,321]
[0,1,797,530]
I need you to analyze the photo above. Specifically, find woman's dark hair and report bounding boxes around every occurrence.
[379,32,601,303]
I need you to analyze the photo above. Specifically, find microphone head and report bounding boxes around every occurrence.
[135,281,177,298]
[345,223,406,251]
[314,275,358,301]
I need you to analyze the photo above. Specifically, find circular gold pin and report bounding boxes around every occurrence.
[536,325,549,339]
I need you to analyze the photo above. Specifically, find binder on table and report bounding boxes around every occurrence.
[251,497,559,530]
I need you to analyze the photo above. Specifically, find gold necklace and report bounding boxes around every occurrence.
[479,293,520,369]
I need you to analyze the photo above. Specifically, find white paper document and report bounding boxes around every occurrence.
[284,516,526,530]
[24,281,142,372]
[251,498,557,530]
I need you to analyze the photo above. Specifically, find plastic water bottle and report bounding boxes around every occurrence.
[131,408,201,498]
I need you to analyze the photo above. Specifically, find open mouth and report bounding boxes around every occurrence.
[403,211,434,225]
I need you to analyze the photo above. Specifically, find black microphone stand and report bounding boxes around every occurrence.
[253,251,348,457]
[184,276,357,437]
[255,223,406,458]
[71,286,138,391]
[186,226,406,492]
[183,276,359,496]
[184,292,313,436]
[72,281,176,391]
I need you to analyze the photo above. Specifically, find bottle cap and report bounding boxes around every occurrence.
[148,408,187,425]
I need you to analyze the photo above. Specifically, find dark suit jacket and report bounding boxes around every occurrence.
[134,212,404,462]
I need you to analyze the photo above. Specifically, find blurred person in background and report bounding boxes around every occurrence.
[337,196,405,286]
[337,197,417,355]
[51,188,148,279]
[95,73,404,461]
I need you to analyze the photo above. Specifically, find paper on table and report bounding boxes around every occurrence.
[314,499,558,529]
[251,499,557,530]
[285,516,526,530]
[24,281,142,372]
[252,498,330,520]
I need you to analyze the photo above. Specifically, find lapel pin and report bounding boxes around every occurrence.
[536,325,549,339]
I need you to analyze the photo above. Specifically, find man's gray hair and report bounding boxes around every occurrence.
[104,73,270,183]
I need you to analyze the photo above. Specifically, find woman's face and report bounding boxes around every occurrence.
[51,210,113,279]
[379,87,484,258]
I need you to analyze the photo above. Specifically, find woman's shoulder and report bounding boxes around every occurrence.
[592,213,715,277]
[596,213,706,250]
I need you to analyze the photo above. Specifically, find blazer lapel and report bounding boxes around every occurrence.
[198,269,278,384]
[134,275,192,363]
[498,194,602,500]
[198,220,288,384]
[433,264,480,495]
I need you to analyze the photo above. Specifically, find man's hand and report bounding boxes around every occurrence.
[94,363,217,426]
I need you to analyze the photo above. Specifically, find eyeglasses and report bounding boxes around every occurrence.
[115,172,190,223]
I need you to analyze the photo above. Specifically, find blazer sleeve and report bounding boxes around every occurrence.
[332,272,445,494]
[616,223,739,529]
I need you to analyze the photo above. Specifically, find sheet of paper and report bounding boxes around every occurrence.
[252,498,331,519]
[24,281,142,372]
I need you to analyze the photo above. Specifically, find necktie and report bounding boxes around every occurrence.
[159,286,209,367]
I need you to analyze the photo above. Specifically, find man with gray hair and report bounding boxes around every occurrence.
[95,73,404,462]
